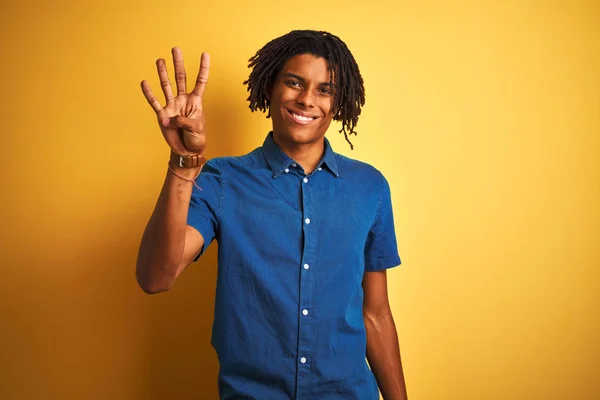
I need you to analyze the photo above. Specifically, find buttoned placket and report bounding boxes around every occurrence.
[294,165,322,399]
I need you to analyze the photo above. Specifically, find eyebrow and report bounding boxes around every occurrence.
[280,72,333,87]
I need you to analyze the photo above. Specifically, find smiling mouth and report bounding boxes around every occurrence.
[286,109,318,125]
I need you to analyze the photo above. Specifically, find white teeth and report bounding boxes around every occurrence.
[292,112,314,121]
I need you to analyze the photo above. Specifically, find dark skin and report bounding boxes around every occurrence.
[137,49,408,399]
[363,270,409,400]
[268,54,334,173]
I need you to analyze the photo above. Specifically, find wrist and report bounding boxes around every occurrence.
[167,161,203,191]
[167,163,202,179]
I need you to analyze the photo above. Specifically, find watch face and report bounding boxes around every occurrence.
[179,156,185,168]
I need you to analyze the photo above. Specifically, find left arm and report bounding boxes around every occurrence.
[363,270,408,400]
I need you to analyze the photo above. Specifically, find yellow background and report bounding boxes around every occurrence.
[1,0,598,399]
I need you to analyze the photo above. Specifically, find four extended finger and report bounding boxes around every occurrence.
[156,58,174,103]
[140,80,162,112]
[192,52,210,98]
[172,47,187,95]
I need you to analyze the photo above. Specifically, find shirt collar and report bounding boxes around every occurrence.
[262,132,340,178]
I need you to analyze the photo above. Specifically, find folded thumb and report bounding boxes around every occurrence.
[162,116,197,131]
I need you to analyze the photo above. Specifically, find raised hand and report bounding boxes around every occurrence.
[141,48,210,156]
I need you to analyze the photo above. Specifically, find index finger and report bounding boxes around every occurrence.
[192,52,210,97]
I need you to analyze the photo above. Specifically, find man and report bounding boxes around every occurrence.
[137,30,408,400]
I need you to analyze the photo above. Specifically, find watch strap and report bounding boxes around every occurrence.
[170,152,207,169]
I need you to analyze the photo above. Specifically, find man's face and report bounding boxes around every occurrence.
[269,53,335,147]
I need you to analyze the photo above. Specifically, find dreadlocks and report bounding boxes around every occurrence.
[244,30,365,149]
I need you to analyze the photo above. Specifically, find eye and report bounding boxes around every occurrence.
[319,87,333,95]
[286,80,301,88]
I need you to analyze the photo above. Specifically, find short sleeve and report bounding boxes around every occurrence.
[364,174,401,272]
[187,159,224,258]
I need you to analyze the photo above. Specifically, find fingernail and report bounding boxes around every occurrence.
[162,119,169,127]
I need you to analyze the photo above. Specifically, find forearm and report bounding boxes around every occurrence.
[136,165,200,293]
[365,312,408,400]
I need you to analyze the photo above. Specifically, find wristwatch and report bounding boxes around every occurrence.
[170,152,207,169]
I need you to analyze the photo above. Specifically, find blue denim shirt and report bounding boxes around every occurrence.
[188,132,401,399]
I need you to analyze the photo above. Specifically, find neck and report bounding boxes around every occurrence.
[272,132,325,175]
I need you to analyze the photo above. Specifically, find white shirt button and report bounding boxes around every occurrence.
[305,218,311,224]
[303,263,309,270]
[302,309,309,316]
[292,163,297,167]
[318,167,322,171]
[300,357,307,364]
[303,177,308,183]
[284,168,289,173]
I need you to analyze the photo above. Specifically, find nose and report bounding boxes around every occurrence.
[297,88,315,108]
